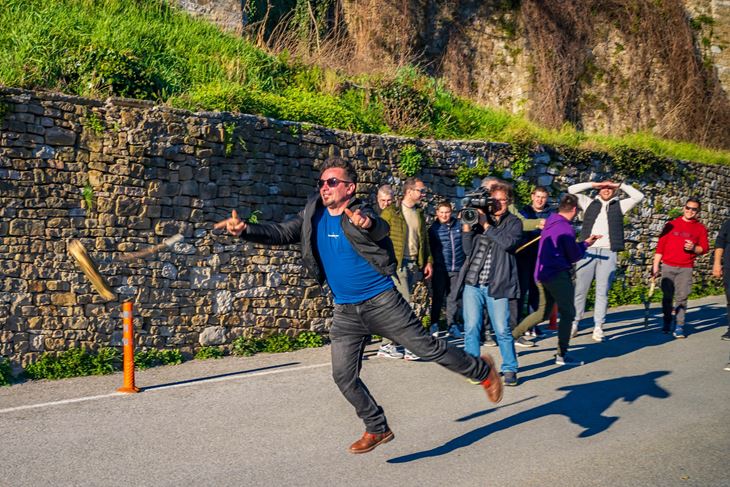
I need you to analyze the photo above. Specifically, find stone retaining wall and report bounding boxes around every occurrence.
[1,87,728,367]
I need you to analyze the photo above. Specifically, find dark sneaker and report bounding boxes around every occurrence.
[533,325,543,337]
[483,335,497,347]
[515,336,535,348]
[480,354,503,403]
[348,430,394,454]
[503,371,518,386]
[673,326,686,339]
[721,330,730,341]
[555,354,584,366]
[662,324,671,334]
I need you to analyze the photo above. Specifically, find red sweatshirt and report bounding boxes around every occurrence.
[656,217,709,268]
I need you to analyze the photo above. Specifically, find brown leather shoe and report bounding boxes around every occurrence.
[348,430,394,454]
[480,354,503,403]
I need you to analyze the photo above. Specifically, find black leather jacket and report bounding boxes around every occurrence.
[241,194,397,284]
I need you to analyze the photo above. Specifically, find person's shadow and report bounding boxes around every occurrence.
[387,370,670,464]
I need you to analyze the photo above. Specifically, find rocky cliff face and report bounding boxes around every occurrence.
[179,0,730,148]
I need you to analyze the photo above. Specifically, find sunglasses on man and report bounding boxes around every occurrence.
[317,177,353,189]
[684,206,700,212]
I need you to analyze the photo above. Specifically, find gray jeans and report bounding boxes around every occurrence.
[573,248,617,330]
[330,288,492,433]
[660,264,694,327]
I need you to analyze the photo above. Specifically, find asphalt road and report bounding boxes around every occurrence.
[2,296,729,487]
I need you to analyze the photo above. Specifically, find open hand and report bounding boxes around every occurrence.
[214,209,247,236]
[344,207,372,229]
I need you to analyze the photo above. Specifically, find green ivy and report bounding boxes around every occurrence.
[231,335,266,356]
[263,334,296,353]
[0,357,12,386]
[24,347,121,381]
[455,157,494,187]
[195,346,224,360]
[134,348,183,369]
[246,210,262,224]
[294,331,325,348]
[610,145,676,178]
[398,144,426,177]
[84,111,105,135]
[231,331,326,357]
[667,207,683,219]
[223,122,236,157]
[81,183,94,210]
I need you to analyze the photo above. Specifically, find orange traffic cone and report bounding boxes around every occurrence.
[547,304,558,330]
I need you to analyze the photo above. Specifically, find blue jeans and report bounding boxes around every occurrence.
[463,284,518,373]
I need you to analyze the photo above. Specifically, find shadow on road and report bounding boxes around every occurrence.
[517,303,725,383]
[142,362,300,390]
[387,371,670,464]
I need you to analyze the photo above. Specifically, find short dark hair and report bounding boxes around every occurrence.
[320,157,357,184]
[403,177,423,192]
[489,182,513,203]
[558,194,579,212]
[686,196,701,208]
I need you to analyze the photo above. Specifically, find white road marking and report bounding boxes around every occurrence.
[0,362,330,415]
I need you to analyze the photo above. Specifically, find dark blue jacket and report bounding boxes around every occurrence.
[429,217,465,273]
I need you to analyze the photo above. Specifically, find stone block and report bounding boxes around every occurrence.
[45,126,76,146]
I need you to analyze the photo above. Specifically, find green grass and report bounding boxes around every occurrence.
[2,0,729,166]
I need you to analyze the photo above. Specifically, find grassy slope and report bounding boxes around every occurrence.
[1,0,729,166]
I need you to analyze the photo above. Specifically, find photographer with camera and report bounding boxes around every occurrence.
[456,182,522,386]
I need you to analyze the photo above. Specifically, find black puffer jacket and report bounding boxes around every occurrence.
[456,212,522,299]
[241,194,397,284]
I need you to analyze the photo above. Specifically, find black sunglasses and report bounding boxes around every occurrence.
[317,177,353,189]
[684,206,700,212]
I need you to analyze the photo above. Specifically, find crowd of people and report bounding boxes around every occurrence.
[215,157,730,454]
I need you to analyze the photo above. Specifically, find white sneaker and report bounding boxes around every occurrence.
[448,325,463,339]
[570,325,578,338]
[592,328,605,342]
[403,349,421,361]
[377,344,404,359]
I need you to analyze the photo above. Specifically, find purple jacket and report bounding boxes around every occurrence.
[534,213,589,282]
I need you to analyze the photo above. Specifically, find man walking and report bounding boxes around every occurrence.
[215,158,502,454]
[653,197,709,338]
[429,200,466,338]
[458,182,522,386]
[569,179,644,341]
[712,217,730,341]
[377,177,433,360]
[533,194,602,365]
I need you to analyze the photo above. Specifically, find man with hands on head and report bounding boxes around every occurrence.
[215,157,502,455]
[569,179,644,342]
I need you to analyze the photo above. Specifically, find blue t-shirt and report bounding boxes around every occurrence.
[313,207,394,304]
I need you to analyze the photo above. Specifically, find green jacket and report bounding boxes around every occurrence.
[510,203,542,231]
[381,204,432,268]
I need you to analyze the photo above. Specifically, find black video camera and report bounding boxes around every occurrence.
[461,187,499,226]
